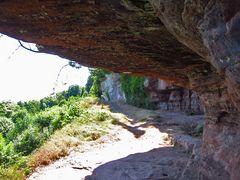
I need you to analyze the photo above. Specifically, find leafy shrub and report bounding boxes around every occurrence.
[11,109,28,123]
[111,118,119,125]
[34,112,53,131]
[120,75,155,109]
[6,114,32,141]
[0,166,24,180]
[79,97,98,109]
[0,117,13,136]
[0,134,18,166]
[68,102,82,117]
[95,112,109,122]
[0,101,18,118]
[86,69,109,97]
[64,85,81,99]
[0,85,116,178]
[21,100,41,114]
[14,127,43,155]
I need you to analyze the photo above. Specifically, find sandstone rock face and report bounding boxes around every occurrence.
[101,73,203,113]
[101,73,126,102]
[0,1,239,179]
[144,78,203,113]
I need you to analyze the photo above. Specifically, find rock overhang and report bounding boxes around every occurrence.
[0,0,211,88]
[0,1,240,179]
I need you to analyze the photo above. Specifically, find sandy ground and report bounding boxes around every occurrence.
[28,102,203,180]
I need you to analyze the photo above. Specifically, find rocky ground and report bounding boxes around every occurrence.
[28,102,203,180]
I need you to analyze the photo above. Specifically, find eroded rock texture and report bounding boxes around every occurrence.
[0,1,239,179]
[144,77,203,113]
[101,73,203,113]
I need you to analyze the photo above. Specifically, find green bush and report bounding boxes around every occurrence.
[86,69,109,97]
[0,117,13,137]
[11,109,28,123]
[0,101,18,118]
[0,166,24,180]
[68,102,82,117]
[95,112,109,122]
[14,127,43,155]
[0,134,18,166]
[0,84,115,178]
[120,75,155,109]
[6,114,32,142]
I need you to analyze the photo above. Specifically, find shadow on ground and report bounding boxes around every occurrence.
[85,146,189,180]
[82,102,204,180]
[109,102,204,139]
[115,121,146,138]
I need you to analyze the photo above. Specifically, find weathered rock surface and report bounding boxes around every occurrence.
[144,77,203,113]
[86,147,189,180]
[0,0,208,87]
[101,73,203,113]
[0,1,240,179]
[101,73,126,102]
[85,102,203,180]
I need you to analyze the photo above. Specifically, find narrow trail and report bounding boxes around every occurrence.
[29,102,203,180]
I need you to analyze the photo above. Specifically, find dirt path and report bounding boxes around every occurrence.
[29,102,203,180]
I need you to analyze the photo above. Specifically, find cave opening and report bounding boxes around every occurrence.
[0,1,239,179]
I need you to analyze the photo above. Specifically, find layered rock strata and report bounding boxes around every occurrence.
[0,1,239,179]
[101,73,203,113]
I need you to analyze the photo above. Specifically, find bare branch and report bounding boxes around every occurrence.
[18,40,42,53]
[52,64,69,95]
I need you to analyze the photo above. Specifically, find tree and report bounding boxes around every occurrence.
[0,117,13,137]
[22,100,41,114]
[0,101,18,118]
[86,69,109,97]
[64,85,81,99]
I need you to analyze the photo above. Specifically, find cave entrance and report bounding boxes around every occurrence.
[0,34,205,180]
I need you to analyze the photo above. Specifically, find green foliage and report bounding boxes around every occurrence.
[86,69,109,97]
[0,133,18,166]
[0,82,116,178]
[64,85,82,99]
[0,101,18,118]
[18,100,41,114]
[120,75,155,109]
[14,127,43,155]
[0,166,24,180]
[34,112,53,131]
[7,113,31,141]
[68,102,83,118]
[11,108,28,123]
[0,117,13,136]
[95,112,109,122]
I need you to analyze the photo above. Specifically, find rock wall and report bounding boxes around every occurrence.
[101,73,126,102]
[101,73,203,114]
[144,78,203,113]
[0,1,239,179]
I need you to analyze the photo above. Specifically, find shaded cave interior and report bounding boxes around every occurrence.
[0,0,240,179]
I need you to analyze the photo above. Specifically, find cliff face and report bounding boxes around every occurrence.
[101,73,126,102]
[101,73,203,113]
[144,78,203,113]
[0,1,239,179]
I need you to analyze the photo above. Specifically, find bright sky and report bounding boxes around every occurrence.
[0,35,89,102]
